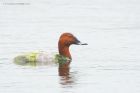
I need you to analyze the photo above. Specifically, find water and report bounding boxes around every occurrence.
[0,0,140,93]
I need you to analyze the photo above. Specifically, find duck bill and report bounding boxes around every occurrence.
[74,38,88,45]
[76,41,88,45]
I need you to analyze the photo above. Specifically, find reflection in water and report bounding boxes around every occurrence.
[59,66,70,76]
[58,62,77,87]
[58,60,71,76]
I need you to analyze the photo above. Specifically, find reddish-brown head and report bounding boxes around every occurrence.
[58,33,87,59]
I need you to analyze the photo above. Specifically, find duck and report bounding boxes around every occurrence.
[14,33,87,67]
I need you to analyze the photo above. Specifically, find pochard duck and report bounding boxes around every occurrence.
[14,33,87,67]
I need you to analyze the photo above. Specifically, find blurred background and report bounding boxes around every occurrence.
[0,0,140,93]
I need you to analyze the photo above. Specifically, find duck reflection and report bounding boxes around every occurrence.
[58,61,77,86]
[58,61,70,76]
[59,67,70,76]
[59,69,76,86]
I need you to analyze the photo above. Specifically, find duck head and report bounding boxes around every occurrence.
[58,33,87,59]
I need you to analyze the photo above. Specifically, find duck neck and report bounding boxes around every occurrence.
[58,45,71,59]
